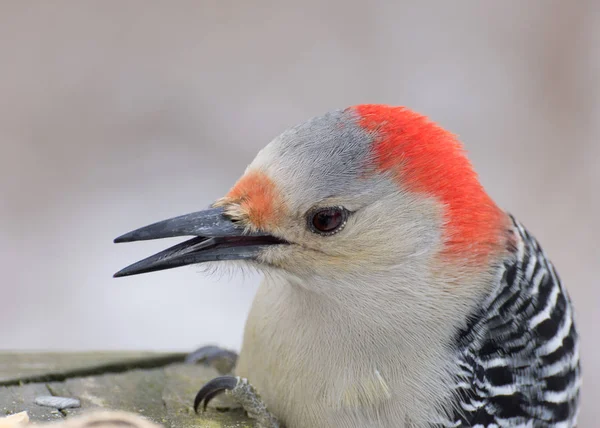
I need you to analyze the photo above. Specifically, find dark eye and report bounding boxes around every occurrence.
[308,206,348,235]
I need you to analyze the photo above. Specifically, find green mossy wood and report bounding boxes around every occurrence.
[0,352,254,428]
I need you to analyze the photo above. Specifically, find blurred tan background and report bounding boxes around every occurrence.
[0,1,597,424]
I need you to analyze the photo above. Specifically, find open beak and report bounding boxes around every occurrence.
[113,207,286,277]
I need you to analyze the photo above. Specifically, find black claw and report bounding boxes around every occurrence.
[202,389,226,411]
[193,376,238,413]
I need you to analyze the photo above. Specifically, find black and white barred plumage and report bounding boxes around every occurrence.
[447,216,581,427]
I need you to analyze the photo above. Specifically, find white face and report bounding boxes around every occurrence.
[256,189,444,282]
[218,109,445,284]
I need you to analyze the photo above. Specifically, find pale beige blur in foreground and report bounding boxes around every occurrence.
[0,1,598,424]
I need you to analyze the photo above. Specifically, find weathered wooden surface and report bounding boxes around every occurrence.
[0,352,187,386]
[0,352,253,428]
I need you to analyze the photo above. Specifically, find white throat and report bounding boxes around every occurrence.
[236,266,496,427]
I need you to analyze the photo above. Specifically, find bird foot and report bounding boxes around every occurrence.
[194,376,281,428]
[185,345,238,375]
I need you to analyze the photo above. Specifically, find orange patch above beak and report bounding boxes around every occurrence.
[217,170,285,230]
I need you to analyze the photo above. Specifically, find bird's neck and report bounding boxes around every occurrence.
[279,260,501,343]
[238,265,504,427]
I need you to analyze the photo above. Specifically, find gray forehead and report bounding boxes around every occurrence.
[250,109,387,210]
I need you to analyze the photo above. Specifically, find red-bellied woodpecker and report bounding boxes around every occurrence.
[114,105,581,428]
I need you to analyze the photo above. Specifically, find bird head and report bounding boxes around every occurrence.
[115,105,510,294]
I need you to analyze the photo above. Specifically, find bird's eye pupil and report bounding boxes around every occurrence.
[310,207,347,235]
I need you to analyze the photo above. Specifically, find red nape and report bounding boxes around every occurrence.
[352,104,507,264]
